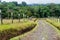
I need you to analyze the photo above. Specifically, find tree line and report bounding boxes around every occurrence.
[0,1,60,19]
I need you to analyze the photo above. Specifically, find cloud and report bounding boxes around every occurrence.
[2,0,60,4]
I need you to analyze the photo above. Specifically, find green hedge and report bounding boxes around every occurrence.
[0,21,36,40]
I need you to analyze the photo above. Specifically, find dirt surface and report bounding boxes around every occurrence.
[20,20,60,40]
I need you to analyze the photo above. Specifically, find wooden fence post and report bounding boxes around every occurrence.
[0,9,3,24]
[11,12,13,23]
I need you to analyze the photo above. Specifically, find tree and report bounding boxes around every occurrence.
[0,0,1,2]
[0,1,60,19]
[12,1,18,6]
[22,1,27,6]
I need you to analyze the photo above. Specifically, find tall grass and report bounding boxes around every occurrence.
[46,18,60,30]
[0,19,36,40]
[46,18,60,40]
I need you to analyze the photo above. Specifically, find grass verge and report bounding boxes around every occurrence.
[10,19,38,40]
[0,20,36,40]
[46,19,60,35]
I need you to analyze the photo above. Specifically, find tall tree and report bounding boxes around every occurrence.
[22,1,27,6]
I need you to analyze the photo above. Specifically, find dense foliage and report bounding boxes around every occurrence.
[0,1,60,19]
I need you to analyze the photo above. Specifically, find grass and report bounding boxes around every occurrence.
[0,19,29,24]
[10,18,38,40]
[0,19,37,40]
[46,19,60,30]
[0,18,37,24]
[46,19,60,35]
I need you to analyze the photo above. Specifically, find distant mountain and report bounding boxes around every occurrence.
[27,3,60,6]
[27,4,40,6]
[27,4,48,6]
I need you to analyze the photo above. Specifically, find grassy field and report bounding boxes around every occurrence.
[0,19,29,24]
[0,19,37,40]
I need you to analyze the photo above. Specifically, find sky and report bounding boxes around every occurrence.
[1,0,60,4]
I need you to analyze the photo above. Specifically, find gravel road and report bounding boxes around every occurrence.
[20,20,60,40]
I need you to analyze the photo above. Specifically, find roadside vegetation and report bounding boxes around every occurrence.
[10,18,38,40]
[46,18,60,39]
[0,19,37,40]
[46,18,60,30]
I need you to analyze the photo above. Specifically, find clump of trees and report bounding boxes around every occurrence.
[0,1,60,18]
[0,1,60,24]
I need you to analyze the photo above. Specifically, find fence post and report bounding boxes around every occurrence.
[11,12,13,23]
[18,14,20,22]
[0,9,3,24]
[59,17,60,22]
[57,18,59,23]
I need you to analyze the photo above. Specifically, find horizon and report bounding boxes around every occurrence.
[1,0,60,4]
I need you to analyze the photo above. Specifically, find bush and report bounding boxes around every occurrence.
[0,21,36,40]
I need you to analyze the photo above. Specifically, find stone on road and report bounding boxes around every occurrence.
[20,20,59,40]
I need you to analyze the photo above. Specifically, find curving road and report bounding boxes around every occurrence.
[20,20,60,40]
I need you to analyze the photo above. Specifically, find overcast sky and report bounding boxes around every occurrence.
[1,0,60,4]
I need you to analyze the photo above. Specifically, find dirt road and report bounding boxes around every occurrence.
[20,20,60,40]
